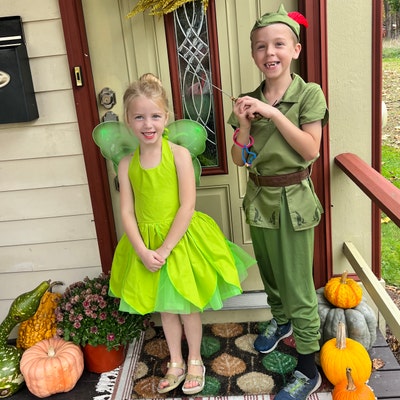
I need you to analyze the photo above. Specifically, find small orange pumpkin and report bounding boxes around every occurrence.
[20,337,84,398]
[333,368,376,400]
[324,271,363,308]
[320,321,372,386]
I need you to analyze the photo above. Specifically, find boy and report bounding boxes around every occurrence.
[228,5,328,400]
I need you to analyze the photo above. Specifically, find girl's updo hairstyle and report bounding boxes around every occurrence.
[123,73,169,122]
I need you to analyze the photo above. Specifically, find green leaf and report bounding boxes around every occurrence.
[201,375,221,396]
[262,351,297,375]
[201,335,221,358]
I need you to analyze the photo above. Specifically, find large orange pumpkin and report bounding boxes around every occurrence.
[20,337,84,398]
[320,322,372,386]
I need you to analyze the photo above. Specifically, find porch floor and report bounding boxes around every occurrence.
[10,328,400,400]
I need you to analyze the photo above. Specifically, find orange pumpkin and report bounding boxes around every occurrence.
[20,337,84,398]
[333,368,376,400]
[324,271,363,309]
[320,321,372,386]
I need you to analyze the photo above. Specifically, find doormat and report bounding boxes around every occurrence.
[113,322,333,400]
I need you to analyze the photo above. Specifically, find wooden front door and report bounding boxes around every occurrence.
[58,0,331,294]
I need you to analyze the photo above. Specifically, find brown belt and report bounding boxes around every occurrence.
[249,168,310,187]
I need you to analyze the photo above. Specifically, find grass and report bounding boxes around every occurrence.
[381,42,400,286]
[381,146,400,286]
[383,38,400,59]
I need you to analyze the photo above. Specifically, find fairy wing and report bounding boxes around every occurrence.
[165,119,207,185]
[92,121,139,173]
[92,119,207,184]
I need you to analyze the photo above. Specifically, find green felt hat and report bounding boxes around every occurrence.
[251,4,308,40]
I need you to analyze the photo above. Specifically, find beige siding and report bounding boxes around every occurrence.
[0,1,101,334]
[327,0,373,273]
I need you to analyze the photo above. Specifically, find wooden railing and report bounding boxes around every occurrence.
[335,152,400,340]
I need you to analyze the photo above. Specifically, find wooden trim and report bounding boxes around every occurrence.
[58,0,117,271]
[298,0,332,287]
[371,0,383,278]
[164,0,228,175]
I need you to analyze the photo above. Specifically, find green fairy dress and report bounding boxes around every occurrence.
[109,137,255,315]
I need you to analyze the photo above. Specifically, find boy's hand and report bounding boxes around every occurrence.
[233,97,252,128]
[235,96,277,120]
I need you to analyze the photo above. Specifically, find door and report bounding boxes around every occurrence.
[59,0,331,298]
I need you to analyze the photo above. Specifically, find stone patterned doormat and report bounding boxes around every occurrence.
[100,322,333,400]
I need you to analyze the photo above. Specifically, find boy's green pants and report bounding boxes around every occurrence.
[249,192,321,355]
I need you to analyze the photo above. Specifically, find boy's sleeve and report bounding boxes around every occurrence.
[299,84,329,127]
[227,110,238,129]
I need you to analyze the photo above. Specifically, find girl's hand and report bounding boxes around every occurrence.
[156,246,171,261]
[140,249,165,272]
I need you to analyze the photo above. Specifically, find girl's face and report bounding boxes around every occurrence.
[251,23,301,79]
[126,95,168,144]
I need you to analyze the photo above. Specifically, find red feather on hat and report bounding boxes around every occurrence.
[288,11,309,28]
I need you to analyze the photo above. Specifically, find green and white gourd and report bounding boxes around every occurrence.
[317,287,377,350]
[0,280,50,398]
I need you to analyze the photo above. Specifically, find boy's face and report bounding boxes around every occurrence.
[251,23,301,79]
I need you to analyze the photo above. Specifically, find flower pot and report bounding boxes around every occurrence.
[82,343,127,373]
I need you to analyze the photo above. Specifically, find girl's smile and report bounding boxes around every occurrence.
[127,95,168,144]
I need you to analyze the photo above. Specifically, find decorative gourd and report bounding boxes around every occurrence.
[20,337,84,398]
[0,281,50,398]
[320,321,372,386]
[324,271,363,309]
[16,281,63,350]
[317,287,377,350]
[332,368,376,400]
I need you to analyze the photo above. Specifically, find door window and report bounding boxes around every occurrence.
[165,0,228,175]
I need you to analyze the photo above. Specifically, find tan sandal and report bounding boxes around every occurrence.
[157,361,186,394]
[182,359,206,395]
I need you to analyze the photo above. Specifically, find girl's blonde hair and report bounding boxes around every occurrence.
[123,73,169,121]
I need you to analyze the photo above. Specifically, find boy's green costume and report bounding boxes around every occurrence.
[228,6,328,355]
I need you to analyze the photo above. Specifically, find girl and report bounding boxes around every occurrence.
[109,73,255,395]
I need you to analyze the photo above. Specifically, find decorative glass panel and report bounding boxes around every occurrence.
[173,1,220,169]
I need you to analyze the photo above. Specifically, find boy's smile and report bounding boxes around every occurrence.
[266,62,280,69]
[251,23,301,79]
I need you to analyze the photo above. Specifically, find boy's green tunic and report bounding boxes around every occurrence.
[228,73,328,232]
[228,73,328,354]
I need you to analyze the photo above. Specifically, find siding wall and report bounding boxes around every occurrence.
[0,0,102,336]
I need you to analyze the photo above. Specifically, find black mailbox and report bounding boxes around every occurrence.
[0,16,39,124]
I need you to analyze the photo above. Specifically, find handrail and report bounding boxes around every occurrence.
[335,152,400,339]
[335,152,400,225]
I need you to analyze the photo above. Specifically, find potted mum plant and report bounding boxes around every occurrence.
[55,272,149,373]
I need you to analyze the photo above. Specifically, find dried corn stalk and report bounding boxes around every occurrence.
[127,0,209,18]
